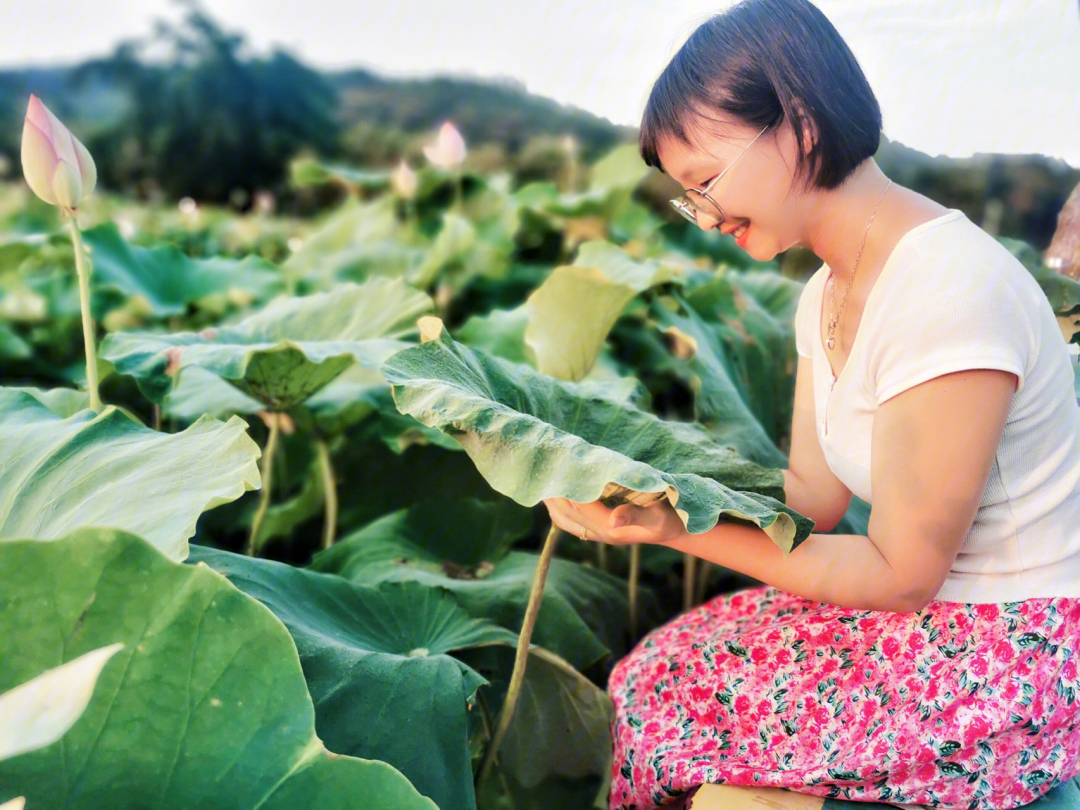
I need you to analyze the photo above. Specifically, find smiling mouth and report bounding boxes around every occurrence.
[731,222,749,240]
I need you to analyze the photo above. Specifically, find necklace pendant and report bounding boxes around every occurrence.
[826,336,835,350]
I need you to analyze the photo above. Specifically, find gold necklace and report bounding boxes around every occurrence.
[826,178,893,351]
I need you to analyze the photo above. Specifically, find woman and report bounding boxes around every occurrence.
[542,1,1080,809]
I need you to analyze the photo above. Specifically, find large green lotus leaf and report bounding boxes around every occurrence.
[100,277,431,408]
[82,222,283,318]
[310,498,637,671]
[573,240,682,291]
[680,280,798,451]
[411,212,476,289]
[523,242,684,382]
[0,389,260,561]
[456,304,533,365]
[588,143,652,192]
[189,546,515,810]
[283,196,427,290]
[328,420,503,532]
[162,365,263,421]
[728,269,805,323]
[651,300,787,468]
[524,266,636,382]
[2,385,90,418]
[0,529,434,810]
[382,321,814,552]
[296,367,460,450]
[454,305,654,412]
[462,643,613,802]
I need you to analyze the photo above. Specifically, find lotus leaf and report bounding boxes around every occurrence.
[382,320,814,551]
[461,643,614,802]
[311,498,644,671]
[650,300,787,468]
[100,277,431,408]
[282,196,426,290]
[190,546,516,810]
[0,529,434,810]
[0,389,260,561]
[82,222,283,317]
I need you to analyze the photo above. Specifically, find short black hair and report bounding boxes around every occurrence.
[640,0,882,190]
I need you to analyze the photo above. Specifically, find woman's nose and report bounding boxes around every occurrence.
[696,214,722,232]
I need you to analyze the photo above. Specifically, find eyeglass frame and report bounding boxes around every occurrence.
[669,123,771,226]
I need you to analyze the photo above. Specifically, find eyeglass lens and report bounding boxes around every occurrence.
[684,189,722,223]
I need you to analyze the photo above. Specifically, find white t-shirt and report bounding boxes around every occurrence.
[793,209,1080,603]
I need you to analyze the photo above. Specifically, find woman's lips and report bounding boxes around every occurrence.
[733,221,750,248]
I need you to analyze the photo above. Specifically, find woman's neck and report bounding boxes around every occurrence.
[800,160,896,288]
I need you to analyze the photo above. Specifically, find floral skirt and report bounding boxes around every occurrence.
[607,584,1080,810]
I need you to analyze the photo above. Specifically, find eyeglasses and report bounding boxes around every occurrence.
[670,124,770,227]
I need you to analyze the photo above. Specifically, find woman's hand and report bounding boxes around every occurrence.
[541,496,687,547]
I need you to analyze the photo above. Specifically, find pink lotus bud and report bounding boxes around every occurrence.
[423,122,466,170]
[20,95,97,210]
[391,159,418,199]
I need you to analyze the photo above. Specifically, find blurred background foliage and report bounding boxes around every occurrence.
[0,1,1074,268]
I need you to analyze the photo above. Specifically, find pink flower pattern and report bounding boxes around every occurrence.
[607,585,1080,810]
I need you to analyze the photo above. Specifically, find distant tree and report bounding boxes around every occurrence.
[0,73,28,174]
[74,2,340,203]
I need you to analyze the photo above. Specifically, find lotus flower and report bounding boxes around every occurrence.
[423,122,466,170]
[391,159,418,199]
[21,95,97,210]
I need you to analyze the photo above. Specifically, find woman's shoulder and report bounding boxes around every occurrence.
[893,209,1028,277]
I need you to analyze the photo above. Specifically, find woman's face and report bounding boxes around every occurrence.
[657,114,809,261]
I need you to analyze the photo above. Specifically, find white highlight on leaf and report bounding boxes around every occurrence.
[0,643,124,761]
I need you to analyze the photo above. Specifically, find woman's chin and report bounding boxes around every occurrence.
[740,242,773,262]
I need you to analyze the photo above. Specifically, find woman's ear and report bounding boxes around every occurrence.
[790,100,820,153]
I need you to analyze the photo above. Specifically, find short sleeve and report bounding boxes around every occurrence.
[871,269,1030,407]
[793,271,820,360]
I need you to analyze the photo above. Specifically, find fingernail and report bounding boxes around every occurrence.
[612,516,626,529]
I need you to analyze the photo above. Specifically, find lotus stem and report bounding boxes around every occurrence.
[477,522,561,787]
[316,437,338,550]
[596,540,607,571]
[246,412,281,556]
[628,543,641,638]
[683,553,697,612]
[65,210,101,413]
[152,404,162,432]
[454,170,464,213]
[474,691,514,797]
[695,560,713,606]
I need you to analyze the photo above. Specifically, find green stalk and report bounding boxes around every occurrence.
[453,170,464,213]
[596,540,607,571]
[65,210,101,412]
[628,543,641,638]
[246,412,281,556]
[477,522,562,787]
[695,560,713,606]
[315,437,338,550]
[683,553,697,612]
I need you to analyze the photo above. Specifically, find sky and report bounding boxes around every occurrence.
[1,0,1077,166]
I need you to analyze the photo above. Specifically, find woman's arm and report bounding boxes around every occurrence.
[544,366,1017,614]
